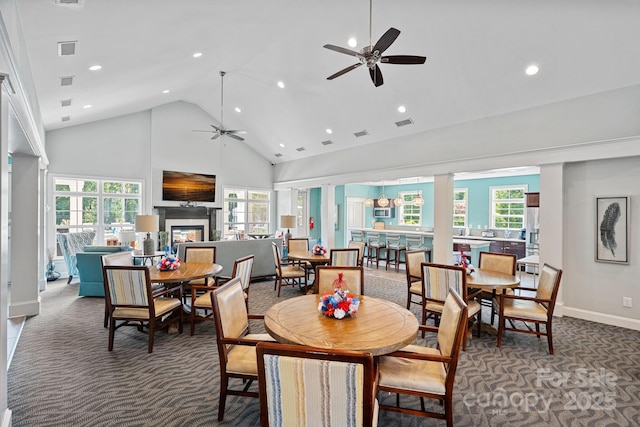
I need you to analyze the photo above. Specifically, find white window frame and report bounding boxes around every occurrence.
[489,185,528,230]
[453,188,468,227]
[223,186,271,239]
[52,175,143,245]
[398,190,422,225]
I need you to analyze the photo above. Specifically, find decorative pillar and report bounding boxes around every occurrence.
[432,173,454,264]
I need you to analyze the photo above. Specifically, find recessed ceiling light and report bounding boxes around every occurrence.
[325,128,333,134]
[397,105,406,113]
[277,81,285,89]
[193,52,203,58]
[235,107,241,113]
[279,143,285,148]
[82,104,92,109]
[88,65,102,71]
[348,38,357,48]
[525,64,539,76]
[162,89,170,94]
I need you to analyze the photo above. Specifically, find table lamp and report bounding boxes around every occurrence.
[280,215,297,248]
[135,214,159,255]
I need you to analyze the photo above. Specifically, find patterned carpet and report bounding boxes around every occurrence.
[7,274,640,426]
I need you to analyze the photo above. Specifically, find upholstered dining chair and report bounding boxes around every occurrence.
[182,246,217,305]
[377,289,468,427]
[101,251,134,328]
[404,250,428,310]
[102,265,183,353]
[315,265,364,295]
[477,251,517,323]
[421,262,481,350]
[190,255,254,335]
[494,263,563,354]
[286,237,314,281]
[271,242,307,297]
[256,342,379,427]
[211,277,275,421]
[348,240,366,266]
[330,247,359,266]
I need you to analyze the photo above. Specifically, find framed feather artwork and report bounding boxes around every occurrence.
[596,196,629,264]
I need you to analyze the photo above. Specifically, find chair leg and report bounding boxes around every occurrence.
[497,317,504,348]
[277,277,282,297]
[108,320,116,351]
[67,275,73,284]
[218,376,228,421]
[444,395,454,427]
[546,322,554,355]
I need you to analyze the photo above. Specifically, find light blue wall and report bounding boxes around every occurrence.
[339,175,539,229]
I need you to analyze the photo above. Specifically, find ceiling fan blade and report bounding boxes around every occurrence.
[327,63,363,80]
[369,64,384,87]
[227,133,245,142]
[193,129,213,132]
[211,133,221,140]
[210,124,223,132]
[227,129,247,135]
[373,27,400,55]
[381,55,426,65]
[323,44,360,57]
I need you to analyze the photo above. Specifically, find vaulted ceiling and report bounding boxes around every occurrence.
[17,0,640,164]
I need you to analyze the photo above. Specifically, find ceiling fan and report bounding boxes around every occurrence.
[193,71,247,141]
[323,0,426,87]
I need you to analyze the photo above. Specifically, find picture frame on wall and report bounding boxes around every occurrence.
[595,196,629,264]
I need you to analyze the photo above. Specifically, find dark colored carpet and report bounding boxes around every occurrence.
[7,274,640,426]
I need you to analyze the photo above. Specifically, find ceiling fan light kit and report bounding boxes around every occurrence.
[323,0,426,87]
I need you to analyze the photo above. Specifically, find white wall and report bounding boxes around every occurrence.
[45,101,275,234]
[562,156,640,328]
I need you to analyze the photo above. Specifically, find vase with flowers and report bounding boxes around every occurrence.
[157,254,181,271]
[318,273,360,319]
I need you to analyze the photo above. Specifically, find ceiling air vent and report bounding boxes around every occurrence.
[60,99,72,107]
[354,130,369,138]
[58,41,77,56]
[296,147,306,152]
[274,153,283,158]
[61,116,71,122]
[60,76,74,86]
[56,0,81,4]
[320,140,333,146]
[395,118,414,127]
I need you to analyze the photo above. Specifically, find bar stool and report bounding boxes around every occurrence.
[385,234,406,272]
[405,235,432,262]
[366,232,386,269]
[350,230,368,264]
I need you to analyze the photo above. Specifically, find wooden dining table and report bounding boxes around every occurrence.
[466,267,520,335]
[265,294,419,356]
[287,250,330,290]
[148,261,223,285]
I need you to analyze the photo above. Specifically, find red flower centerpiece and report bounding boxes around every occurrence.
[312,243,326,255]
[318,273,360,319]
[157,254,181,271]
[455,250,474,275]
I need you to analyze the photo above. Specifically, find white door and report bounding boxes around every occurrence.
[346,197,365,241]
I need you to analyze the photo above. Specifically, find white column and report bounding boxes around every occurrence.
[9,154,41,317]
[0,76,12,426]
[320,184,336,248]
[432,173,454,264]
[539,163,564,314]
[38,166,46,291]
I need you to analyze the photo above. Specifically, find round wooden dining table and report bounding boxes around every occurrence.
[148,261,223,284]
[265,294,419,356]
[465,268,520,291]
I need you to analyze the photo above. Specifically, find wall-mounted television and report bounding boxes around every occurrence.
[162,170,216,203]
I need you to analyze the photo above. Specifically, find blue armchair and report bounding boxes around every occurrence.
[57,232,96,283]
[76,246,131,297]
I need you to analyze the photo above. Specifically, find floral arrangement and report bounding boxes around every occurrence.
[157,254,181,271]
[455,250,475,274]
[318,273,360,319]
[312,244,326,255]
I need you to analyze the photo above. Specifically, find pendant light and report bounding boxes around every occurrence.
[377,181,389,207]
[364,182,374,207]
[413,177,424,206]
[394,179,404,207]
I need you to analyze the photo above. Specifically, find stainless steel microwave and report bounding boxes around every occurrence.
[373,208,394,218]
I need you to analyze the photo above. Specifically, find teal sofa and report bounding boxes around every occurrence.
[76,246,131,297]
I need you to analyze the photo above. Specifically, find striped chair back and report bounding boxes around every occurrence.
[348,240,366,266]
[330,248,359,266]
[257,342,377,427]
[422,262,467,302]
[103,266,150,306]
[233,255,254,291]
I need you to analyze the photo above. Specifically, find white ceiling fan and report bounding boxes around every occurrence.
[193,71,247,141]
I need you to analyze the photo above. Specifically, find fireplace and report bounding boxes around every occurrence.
[155,206,219,251]
[170,225,204,245]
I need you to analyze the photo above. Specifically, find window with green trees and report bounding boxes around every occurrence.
[453,189,468,227]
[490,185,526,229]
[223,187,271,239]
[54,177,142,243]
[398,191,422,225]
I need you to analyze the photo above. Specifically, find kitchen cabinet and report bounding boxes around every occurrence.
[488,240,526,259]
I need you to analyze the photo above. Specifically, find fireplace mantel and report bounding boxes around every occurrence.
[155,206,219,241]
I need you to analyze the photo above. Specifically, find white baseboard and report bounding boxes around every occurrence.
[561,305,640,331]
[2,409,11,427]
